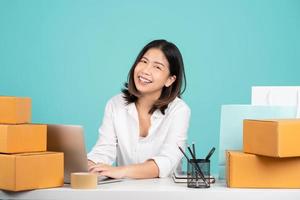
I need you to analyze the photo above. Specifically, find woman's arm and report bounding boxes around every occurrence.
[150,105,191,177]
[87,100,117,165]
[89,160,159,179]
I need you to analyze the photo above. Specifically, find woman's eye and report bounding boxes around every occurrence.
[154,66,162,70]
[140,60,147,63]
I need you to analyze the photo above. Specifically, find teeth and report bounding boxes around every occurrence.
[139,76,152,83]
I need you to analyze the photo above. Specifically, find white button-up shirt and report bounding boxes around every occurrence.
[87,93,191,177]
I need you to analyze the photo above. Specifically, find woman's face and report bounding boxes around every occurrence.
[134,48,176,96]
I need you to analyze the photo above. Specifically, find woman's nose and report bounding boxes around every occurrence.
[142,63,152,74]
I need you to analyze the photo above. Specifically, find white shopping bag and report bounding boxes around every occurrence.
[251,86,300,117]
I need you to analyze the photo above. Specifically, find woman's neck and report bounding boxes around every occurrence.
[136,92,161,112]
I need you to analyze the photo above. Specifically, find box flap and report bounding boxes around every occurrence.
[13,151,63,157]
[245,119,300,122]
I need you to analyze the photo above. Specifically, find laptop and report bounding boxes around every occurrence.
[47,124,122,184]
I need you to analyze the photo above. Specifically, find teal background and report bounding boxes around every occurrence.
[1,0,300,175]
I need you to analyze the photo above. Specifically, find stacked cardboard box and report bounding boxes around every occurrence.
[0,96,64,191]
[226,119,300,188]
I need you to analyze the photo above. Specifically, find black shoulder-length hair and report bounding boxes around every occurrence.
[122,39,186,114]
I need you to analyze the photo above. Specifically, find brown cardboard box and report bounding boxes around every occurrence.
[0,124,47,153]
[226,151,300,188]
[0,96,31,124]
[0,151,64,191]
[243,119,300,157]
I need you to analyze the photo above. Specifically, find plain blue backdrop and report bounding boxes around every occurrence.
[1,0,300,175]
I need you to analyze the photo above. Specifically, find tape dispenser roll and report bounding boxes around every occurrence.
[71,172,98,189]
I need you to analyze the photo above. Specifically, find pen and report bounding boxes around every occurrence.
[192,142,196,158]
[178,146,207,184]
[178,146,190,161]
[187,145,209,186]
[187,144,199,183]
[205,147,216,161]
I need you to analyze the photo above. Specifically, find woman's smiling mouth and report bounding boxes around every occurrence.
[138,76,152,84]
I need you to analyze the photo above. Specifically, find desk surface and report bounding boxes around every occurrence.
[1,179,300,200]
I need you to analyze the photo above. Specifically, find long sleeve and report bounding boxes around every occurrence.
[150,105,191,177]
[87,100,117,165]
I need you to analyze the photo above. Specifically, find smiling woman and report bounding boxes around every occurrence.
[87,40,191,179]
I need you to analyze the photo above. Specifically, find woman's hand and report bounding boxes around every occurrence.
[99,166,127,179]
[89,164,127,179]
[87,160,158,179]
[87,160,96,169]
[88,163,112,173]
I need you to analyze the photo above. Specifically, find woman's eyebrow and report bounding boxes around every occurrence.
[141,56,149,61]
[153,61,165,67]
[142,56,166,67]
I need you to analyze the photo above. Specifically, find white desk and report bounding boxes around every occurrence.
[1,179,300,200]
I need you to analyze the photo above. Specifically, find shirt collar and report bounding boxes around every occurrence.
[125,102,164,119]
[152,108,164,119]
[126,102,138,120]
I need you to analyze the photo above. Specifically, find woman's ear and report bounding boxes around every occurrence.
[165,75,176,87]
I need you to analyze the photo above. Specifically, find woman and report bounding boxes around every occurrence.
[88,39,190,179]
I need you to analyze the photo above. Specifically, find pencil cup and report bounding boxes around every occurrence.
[187,159,210,188]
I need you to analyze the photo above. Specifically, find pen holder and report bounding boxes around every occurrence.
[187,159,210,188]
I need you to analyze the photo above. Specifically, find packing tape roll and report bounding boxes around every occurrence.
[71,172,98,189]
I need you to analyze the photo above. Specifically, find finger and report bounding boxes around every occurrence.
[99,171,110,177]
[89,168,98,173]
[90,165,111,173]
[88,165,95,171]
[89,166,103,173]
[89,164,108,172]
[88,165,97,172]
[87,160,96,166]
